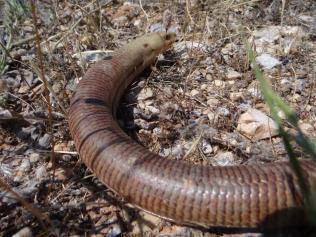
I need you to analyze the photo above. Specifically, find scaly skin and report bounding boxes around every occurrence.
[68,32,316,229]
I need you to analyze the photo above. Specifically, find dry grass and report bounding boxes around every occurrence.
[0,0,315,236]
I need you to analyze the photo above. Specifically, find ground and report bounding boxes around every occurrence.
[0,0,316,236]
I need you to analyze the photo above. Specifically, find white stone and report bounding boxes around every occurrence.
[256,53,281,69]
[190,89,199,97]
[137,88,154,100]
[214,80,225,87]
[226,70,242,80]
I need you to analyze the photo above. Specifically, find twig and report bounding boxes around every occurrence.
[11,35,36,47]
[5,92,36,111]
[52,0,112,52]
[185,0,194,24]
[54,150,78,155]
[0,178,51,229]
[30,62,67,115]
[139,0,149,22]
[29,0,56,187]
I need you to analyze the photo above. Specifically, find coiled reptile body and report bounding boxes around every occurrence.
[68,32,316,229]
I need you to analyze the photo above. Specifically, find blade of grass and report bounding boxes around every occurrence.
[244,36,316,224]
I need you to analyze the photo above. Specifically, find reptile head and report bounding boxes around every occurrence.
[138,32,176,61]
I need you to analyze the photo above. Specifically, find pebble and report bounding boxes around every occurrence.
[4,77,20,89]
[200,84,207,90]
[292,93,302,102]
[107,225,122,237]
[293,79,306,92]
[29,153,40,163]
[247,81,262,98]
[207,112,216,122]
[256,53,281,69]
[137,88,154,101]
[18,84,29,94]
[171,143,184,159]
[146,105,160,115]
[299,122,315,136]
[237,108,279,140]
[217,107,230,116]
[72,50,113,64]
[35,165,48,180]
[190,89,199,97]
[214,80,225,87]
[225,70,242,80]
[19,159,31,173]
[277,110,286,120]
[206,74,213,81]
[206,98,219,107]
[213,151,235,166]
[280,79,291,92]
[201,139,213,155]
[12,227,32,237]
[11,48,27,60]
[38,133,51,148]
[230,92,243,101]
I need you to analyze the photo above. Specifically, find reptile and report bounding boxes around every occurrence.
[68,32,316,229]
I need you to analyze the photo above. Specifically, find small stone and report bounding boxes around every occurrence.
[137,88,154,101]
[292,94,302,102]
[190,89,199,97]
[11,48,27,60]
[299,122,315,136]
[18,84,29,93]
[230,92,243,101]
[256,53,281,69]
[213,151,235,166]
[29,153,40,163]
[0,108,13,119]
[107,224,122,237]
[305,105,312,112]
[52,82,62,94]
[171,144,184,159]
[149,23,166,33]
[206,98,219,107]
[207,112,216,122]
[35,165,47,180]
[20,159,31,173]
[153,127,162,136]
[38,133,51,148]
[55,168,67,181]
[253,26,282,43]
[214,80,225,87]
[12,227,33,237]
[293,79,306,92]
[200,84,207,90]
[206,74,213,81]
[217,107,230,116]
[247,81,262,98]
[226,70,242,80]
[201,139,213,155]
[277,110,286,120]
[237,108,278,140]
[147,106,160,115]
[133,19,142,28]
[280,79,291,92]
